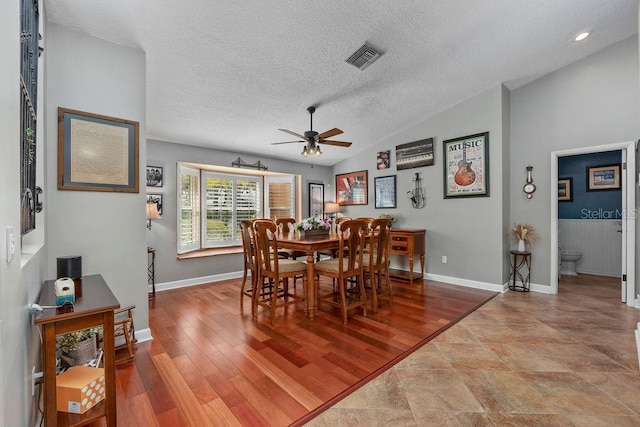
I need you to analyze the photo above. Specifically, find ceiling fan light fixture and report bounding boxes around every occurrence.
[316,147,322,156]
[301,146,308,156]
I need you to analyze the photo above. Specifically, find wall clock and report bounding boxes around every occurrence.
[523,166,536,199]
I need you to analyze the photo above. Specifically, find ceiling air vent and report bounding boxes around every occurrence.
[345,44,381,71]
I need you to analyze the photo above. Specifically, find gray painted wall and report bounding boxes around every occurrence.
[331,85,510,288]
[511,35,639,290]
[45,24,149,331]
[147,139,333,284]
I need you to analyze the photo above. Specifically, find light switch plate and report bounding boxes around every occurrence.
[6,226,15,263]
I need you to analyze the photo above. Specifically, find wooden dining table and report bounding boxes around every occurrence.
[277,231,340,321]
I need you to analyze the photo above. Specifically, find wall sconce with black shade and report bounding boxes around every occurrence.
[146,202,160,230]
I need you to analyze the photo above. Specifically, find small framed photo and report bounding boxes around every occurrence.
[374,175,396,208]
[586,164,620,191]
[147,193,163,215]
[376,151,390,170]
[558,177,573,202]
[336,170,368,205]
[146,165,163,187]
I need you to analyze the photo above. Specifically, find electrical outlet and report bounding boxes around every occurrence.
[442,255,447,264]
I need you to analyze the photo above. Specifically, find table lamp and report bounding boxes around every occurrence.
[146,202,161,230]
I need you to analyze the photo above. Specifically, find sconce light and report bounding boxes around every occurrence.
[146,202,160,230]
[407,172,426,209]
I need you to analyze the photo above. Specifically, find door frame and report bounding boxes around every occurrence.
[550,140,636,305]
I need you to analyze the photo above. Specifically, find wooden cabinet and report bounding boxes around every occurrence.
[35,274,120,426]
[388,228,426,282]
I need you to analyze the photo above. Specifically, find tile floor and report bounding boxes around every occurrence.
[306,274,640,426]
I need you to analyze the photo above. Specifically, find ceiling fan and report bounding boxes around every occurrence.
[271,106,352,156]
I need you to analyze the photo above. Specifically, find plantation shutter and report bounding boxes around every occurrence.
[203,172,260,247]
[177,165,200,253]
[265,175,294,220]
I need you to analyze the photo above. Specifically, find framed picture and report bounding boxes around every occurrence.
[376,150,390,170]
[58,107,139,192]
[396,137,434,170]
[336,170,368,205]
[587,164,620,191]
[558,177,573,202]
[443,132,489,198]
[147,193,163,216]
[146,166,164,187]
[309,182,324,217]
[374,175,397,208]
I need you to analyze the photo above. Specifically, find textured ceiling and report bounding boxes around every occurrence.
[44,1,638,166]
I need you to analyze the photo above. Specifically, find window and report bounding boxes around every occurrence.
[202,172,261,248]
[178,165,200,253]
[20,0,40,235]
[177,163,299,254]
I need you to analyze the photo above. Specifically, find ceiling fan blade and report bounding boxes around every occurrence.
[317,128,343,139]
[278,128,307,139]
[271,140,305,145]
[318,140,352,147]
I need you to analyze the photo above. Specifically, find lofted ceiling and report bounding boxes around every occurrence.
[44,1,638,166]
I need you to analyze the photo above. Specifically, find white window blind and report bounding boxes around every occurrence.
[265,175,295,220]
[177,165,200,253]
[203,172,261,247]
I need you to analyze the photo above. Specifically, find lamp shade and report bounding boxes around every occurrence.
[146,202,161,219]
[324,202,340,214]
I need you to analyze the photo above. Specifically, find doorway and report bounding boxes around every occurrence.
[550,141,636,306]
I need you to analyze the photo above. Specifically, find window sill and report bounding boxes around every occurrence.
[177,246,243,260]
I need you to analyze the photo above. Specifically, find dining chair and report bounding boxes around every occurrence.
[240,219,258,311]
[252,219,307,323]
[275,217,306,259]
[362,218,393,312]
[315,219,368,325]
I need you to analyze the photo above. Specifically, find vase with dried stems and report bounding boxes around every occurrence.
[512,223,536,252]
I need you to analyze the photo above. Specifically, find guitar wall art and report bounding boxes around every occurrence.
[443,132,489,198]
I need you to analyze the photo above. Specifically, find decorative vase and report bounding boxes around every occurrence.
[517,239,526,252]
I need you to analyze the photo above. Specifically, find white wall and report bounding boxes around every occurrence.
[332,85,509,289]
[511,35,639,290]
[0,1,47,425]
[147,139,333,285]
[46,24,149,331]
[559,219,622,276]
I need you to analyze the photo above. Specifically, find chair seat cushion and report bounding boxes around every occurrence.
[315,258,359,273]
[273,259,307,273]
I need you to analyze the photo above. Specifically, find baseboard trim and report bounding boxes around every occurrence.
[135,328,153,343]
[424,273,505,293]
[149,271,244,294]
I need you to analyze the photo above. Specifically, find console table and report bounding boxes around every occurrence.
[148,247,156,297]
[388,229,426,282]
[35,274,120,426]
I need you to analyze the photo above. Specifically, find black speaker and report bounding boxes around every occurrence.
[57,256,82,279]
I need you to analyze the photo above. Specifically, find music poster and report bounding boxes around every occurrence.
[443,132,489,198]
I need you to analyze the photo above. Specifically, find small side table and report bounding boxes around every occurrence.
[147,247,156,297]
[509,250,531,292]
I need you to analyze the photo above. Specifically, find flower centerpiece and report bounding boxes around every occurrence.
[512,223,536,252]
[294,217,332,236]
[378,213,398,227]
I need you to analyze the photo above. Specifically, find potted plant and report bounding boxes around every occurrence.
[378,213,398,227]
[56,327,101,367]
[294,217,332,237]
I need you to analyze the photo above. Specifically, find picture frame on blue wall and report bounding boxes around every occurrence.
[558,177,572,202]
[586,164,620,191]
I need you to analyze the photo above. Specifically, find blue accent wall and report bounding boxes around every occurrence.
[558,151,622,219]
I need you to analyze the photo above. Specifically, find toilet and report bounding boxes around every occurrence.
[560,250,583,276]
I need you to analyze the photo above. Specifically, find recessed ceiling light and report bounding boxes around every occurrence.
[574,32,590,42]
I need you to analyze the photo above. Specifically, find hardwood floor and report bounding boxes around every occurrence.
[92,274,640,426]
[108,276,495,426]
